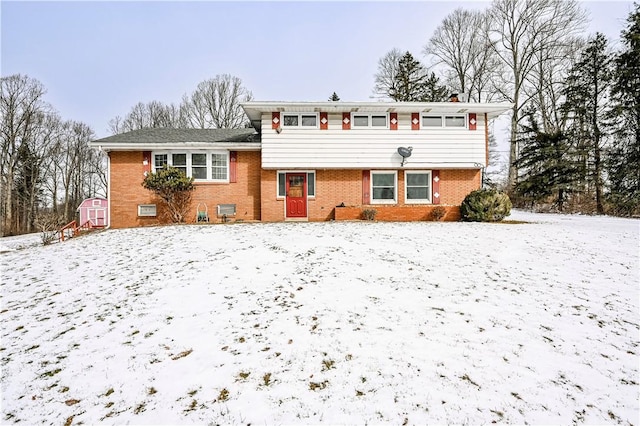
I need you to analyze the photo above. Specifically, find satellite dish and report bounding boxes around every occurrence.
[397,146,413,167]
[397,147,413,158]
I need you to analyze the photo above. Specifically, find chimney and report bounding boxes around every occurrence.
[449,93,459,102]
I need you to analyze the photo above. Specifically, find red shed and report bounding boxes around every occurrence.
[77,197,108,228]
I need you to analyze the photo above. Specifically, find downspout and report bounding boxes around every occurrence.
[107,150,111,229]
[99,146,111,229]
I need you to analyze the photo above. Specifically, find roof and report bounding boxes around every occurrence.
[90,128,261,151]
[241,100,513,131]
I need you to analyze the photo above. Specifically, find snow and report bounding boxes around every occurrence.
[1,210,638,425]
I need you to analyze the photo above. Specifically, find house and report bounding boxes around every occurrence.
[91,100,512,228]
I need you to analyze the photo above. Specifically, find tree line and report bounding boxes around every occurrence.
[0,74,106,236]
[373,1,639,215]
[0,73,253,236]
[107,73,253,134]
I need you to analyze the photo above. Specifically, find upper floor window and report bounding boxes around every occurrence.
[422,114,467,128]
[283,113,318,128]
[152,151,229,182]
[352,113,388,128]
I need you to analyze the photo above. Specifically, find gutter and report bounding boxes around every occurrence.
[88,142,262,152]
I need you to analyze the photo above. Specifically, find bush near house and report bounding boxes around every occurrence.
[460,189,512,222]
[142,167,195,223]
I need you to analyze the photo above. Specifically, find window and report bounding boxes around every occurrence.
[352,113,388,128]
[422,116,443,127]
[191,153,207,180]
[301,115,317,127]
[371,171,397,204]
[282,113,318,128]
[277,171,316,198]
[353,115,369,127]
[152,151,229,181]
[405,171,432,203]
[421,114,467,128]
[138,204,157,217]
[445,115,466,127]
[371,115,387,127]
[172,154,187,175]
[307,172,315,197]
[211,153,227,180]
[154,154,168,169]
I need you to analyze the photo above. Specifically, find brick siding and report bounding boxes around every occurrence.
[261,169,479,222]
[109,151,261,228]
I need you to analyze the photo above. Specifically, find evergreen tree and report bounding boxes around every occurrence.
[423,72,450,102]
[607,3,640,216]
[514,113,580,211]
[562,32,612,213]
[389,52,448,102]
[328,92,340,101]
[390,52,429,101]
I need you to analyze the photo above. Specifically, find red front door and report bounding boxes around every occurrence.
[286,173,307,218]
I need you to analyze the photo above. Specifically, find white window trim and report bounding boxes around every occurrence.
[405,170,432,204]
[351,113,389,129]
[277,170,316,199]
[152,150,229,182]
[281,113,319,129]
[422,114,468,129]
[370,170,397,204]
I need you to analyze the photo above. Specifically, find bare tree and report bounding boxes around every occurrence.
[0,74,49,235]
[424,8,503,102]
[182,74,253,129]
[108,100,186,134]
[373,48,404,100]
[526,36,586,134]
[15,112,63,233]
[488,0,588,189]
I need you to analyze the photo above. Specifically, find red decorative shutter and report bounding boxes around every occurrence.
[342,113,351,130]
[432,170,440,204]
[389,112,398,130]
[469,113,477,130]
[362,170,370,204]
[143,151,151,174]
[411,113,420,130]
[320,112,328,130]
[272,112,281,130]
[229,151,237,183]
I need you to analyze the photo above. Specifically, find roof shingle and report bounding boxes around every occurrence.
[92,128,260,144]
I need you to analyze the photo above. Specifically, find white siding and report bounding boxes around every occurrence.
[262,113,487,169]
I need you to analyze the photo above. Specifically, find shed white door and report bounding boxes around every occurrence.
[88,208,106,226]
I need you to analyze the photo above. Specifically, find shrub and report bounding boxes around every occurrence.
[429,206,446,221]
[361,209,377,221]
[142,167,195,223]
[460,189,512,222]
[36,212,65,245]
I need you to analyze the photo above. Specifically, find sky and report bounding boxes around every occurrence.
[1,0,636,139]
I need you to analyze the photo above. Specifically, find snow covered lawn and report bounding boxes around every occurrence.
[1,211,638,425]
